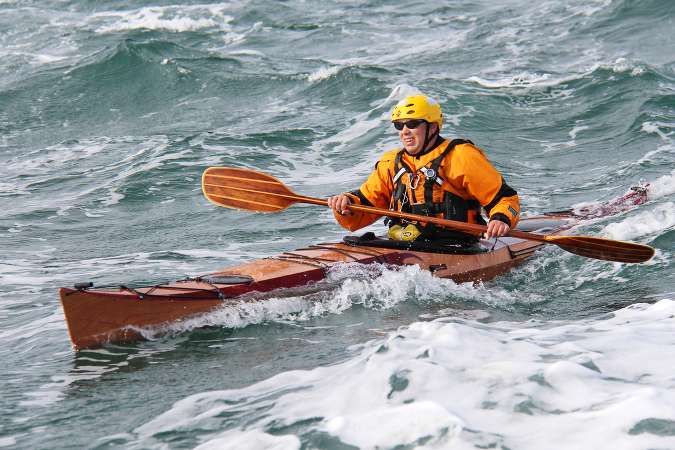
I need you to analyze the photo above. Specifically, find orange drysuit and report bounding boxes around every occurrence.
[334,139,520,239]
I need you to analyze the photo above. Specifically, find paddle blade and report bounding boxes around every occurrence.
[202,167,299,213]
[545,235,655,263]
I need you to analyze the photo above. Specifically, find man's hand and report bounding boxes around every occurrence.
[327,194,353,216]
[485,219,510,239]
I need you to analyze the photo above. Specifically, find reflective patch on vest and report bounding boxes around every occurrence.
[393,167,406,184]
[508,206,518,218]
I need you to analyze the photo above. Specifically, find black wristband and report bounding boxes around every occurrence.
[348,189,373,207]
[490,213,511,227]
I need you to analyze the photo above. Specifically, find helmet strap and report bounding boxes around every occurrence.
[422,122,439,153]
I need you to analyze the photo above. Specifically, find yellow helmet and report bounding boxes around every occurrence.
[390,95,443,129]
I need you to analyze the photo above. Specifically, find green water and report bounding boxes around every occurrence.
[1,1,674,448]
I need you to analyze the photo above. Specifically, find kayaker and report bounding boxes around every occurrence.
[327,94,520,244]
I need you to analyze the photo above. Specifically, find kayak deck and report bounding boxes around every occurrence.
[59,215,572,350]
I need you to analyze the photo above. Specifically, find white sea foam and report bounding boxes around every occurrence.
[323,27,469,67]
[537,123,591,153]
[133,299,675,449]
[1,135,196,218]
[194,430,300,450]
[311,116,382,158]
[19,389,65,408]
[6,140,109,174]
[469,56,649,92]
[134,264,416,338]
[227,49,266,58]
[569,124,589,139]
[101,191,125,206]
[307,65,341,82]
[619,124,675,176]
[324,401,462,448]
[0,437,17,448]
[19,344,179,411]
[648,169,675,198]
[3,51,69,65]
[568,168,675,221]
[135,263,530,342]
[642,121,675,141]
[92,4,234,33]
[0,247,234,299]
[603,57,646,76]
[571,0,612,17]
[0,309,63,344]
[467,71,556,89]
[0,258,58,288]
[170,236,295,264]
[602,202,675,241]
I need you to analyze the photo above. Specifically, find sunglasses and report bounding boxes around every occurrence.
[393,119,426,131]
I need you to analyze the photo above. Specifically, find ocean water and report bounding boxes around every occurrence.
[1,0,674,449]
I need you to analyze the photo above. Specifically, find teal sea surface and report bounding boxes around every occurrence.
[1,1,674,449]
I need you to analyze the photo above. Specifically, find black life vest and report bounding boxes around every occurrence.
[388,139,486,243]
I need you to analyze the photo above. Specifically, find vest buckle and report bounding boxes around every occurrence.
[420,167,436,181]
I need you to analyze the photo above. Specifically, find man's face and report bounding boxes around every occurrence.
[395,120,435,155]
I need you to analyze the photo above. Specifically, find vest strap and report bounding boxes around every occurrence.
[392,167,406,184]
[388,138,481,241]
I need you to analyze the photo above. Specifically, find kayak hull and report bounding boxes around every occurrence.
[59,215,568,350]
[58,290,225,350]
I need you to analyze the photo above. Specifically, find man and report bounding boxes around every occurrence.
[327,94,519,244]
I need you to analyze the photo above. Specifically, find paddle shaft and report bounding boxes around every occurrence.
[286,193,547,242]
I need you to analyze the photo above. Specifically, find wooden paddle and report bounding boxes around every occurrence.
[202,166,655,264]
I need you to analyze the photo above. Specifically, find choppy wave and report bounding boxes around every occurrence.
[602,202,675,241]
[134,263,525,341]
[91,4,236,34]
[467,57,654,90]
[129,300,675,449]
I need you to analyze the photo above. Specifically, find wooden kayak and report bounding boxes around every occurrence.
[59,214,577,350]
